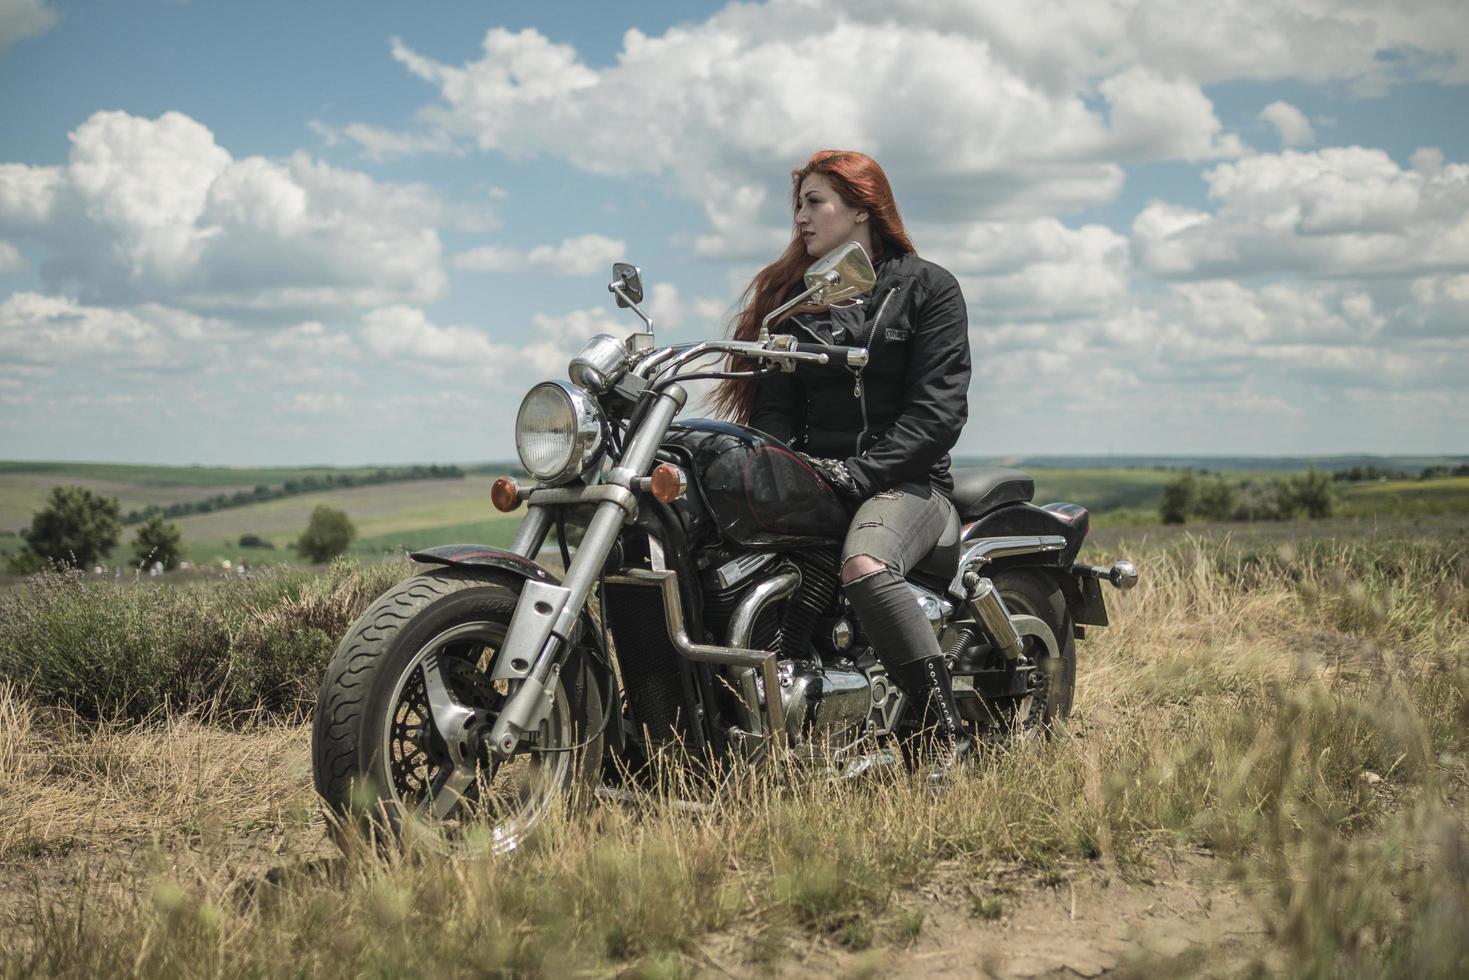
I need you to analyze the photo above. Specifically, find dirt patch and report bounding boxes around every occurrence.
[697,853,1269,978]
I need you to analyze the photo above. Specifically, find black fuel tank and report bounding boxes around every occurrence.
[663,420,849,549]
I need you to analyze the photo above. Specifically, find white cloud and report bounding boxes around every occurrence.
[891,0,1469,91]
[1404,272,1469,338]
[1132,147,1469,279]
[383,15,1236,241]
[0,110,447,316]
[0,240,23,273]
[1259,101,1316,148]
[0,292,235,375]
[308,119,461,161]
[359,305,514,378]
[362,0,1469,256]
[0,0,56,53]
[454,233,625,275]
[924,219,1132,321]
[245,320,361,387]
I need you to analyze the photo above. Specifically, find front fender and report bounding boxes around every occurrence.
[409,544,560,585]
[408,543,623,753]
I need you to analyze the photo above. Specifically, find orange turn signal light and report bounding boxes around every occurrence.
[650,463,687,503]
[490,476,521,512]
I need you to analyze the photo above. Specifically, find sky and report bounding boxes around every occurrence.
[0,0,1466,465]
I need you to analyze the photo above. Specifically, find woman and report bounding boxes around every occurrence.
[711,150,973,777]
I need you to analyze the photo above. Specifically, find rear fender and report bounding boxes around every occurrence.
[956,504,1103,627]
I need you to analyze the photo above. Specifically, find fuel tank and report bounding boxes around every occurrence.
[662,420,849,549]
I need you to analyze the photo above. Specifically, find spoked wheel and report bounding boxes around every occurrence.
[312,570,601,856]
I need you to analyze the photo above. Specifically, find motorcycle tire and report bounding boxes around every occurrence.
[990,567,1076,727]
[311,567,602,855]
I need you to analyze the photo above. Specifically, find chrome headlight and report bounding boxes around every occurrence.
[568,333,630,394]
[515,381,604,484]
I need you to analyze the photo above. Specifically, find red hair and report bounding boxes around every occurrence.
[708,150,915,424]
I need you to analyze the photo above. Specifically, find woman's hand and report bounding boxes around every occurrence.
[797,453,863,501]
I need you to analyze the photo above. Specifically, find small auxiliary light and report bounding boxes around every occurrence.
[650,463,687,503]
[491,476,521,512]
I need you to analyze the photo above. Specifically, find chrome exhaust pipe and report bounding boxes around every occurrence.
[964,574,1024,661]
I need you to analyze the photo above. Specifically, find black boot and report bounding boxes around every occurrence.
[891,656,974,784]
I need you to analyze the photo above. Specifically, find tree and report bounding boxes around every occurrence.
[131,515,183,570]
[1194,475,1238,522]
[297,506,356,563]
[18,485,121,568]
[1158,473,1196,525]
[1289,467,1334,519]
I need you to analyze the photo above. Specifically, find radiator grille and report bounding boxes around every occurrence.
[603,579,692,746]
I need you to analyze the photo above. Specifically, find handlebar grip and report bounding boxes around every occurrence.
[789,342,869,369]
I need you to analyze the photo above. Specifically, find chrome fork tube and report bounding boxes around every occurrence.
[509,505,553,559]
[488,385,687,756]
[546,384,686,638]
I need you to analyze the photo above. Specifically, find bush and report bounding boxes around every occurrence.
[131,515,183,571]
[0,559,408,720]
[238,533,275,549]
[1158,473,1195,524]
[297,506,356,563]
[1231,478,1302,521]
[1194,475,1237,522]
[1289,467,1334,519]
[17,485,121,570]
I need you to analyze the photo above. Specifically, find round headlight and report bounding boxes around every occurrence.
[515,381,604,484]
[569,333,630,394]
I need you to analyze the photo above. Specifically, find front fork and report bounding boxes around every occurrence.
[484,383,688,758]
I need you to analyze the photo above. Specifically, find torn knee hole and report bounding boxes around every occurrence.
[841,554,887,584]
[875,489,904,499]
[855,520,884,529]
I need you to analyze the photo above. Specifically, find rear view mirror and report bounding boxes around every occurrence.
[610,262,643,308]
[804,242,876,306]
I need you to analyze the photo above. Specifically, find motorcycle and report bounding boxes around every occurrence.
[311,242,1138,853]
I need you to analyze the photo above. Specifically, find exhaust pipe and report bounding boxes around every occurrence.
[964,574,1024,661]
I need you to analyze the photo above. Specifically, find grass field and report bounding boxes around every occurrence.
[4,460,1469,573]
[0,461,409,487]
[1338,476,1469,518]
[0,522,1465,976]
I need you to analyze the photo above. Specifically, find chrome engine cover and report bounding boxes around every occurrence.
[778,661,871,742]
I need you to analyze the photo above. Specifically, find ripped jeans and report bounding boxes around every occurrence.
[840,482,959,668]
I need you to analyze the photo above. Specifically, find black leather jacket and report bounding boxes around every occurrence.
[748,251,970,498]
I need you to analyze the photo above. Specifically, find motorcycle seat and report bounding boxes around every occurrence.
[949,466,1035,521]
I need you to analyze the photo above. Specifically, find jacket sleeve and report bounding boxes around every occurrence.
[748,369,805,446]
[844,272,970,496]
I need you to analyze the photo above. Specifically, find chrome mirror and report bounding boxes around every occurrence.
[610,262,643,308]
[758,241,877,339]
[803,241,875,306]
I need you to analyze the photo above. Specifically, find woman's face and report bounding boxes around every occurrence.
[795,173,870,259]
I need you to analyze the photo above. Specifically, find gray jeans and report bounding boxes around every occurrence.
[840,482,959,668]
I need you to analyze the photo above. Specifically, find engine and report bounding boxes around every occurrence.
[701,547,872,742]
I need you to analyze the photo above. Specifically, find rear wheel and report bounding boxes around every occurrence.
[311,569,602,855]
[989,568,1075,731]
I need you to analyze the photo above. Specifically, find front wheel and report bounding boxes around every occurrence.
[311,568,602,855]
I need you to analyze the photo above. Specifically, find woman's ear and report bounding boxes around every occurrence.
[855,211,868,224]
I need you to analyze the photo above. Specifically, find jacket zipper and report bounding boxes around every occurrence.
[853,286,898,454]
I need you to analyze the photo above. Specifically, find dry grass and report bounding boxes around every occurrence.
[0,534,1465,977]
[0,559,410,720]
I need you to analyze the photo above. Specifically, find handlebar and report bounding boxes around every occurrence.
[632,336,869,385]
[786,341,869,370]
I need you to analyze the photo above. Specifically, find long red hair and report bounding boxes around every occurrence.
[708,150,915,424]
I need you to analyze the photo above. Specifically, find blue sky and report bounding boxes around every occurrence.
[1,0,1466,464]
